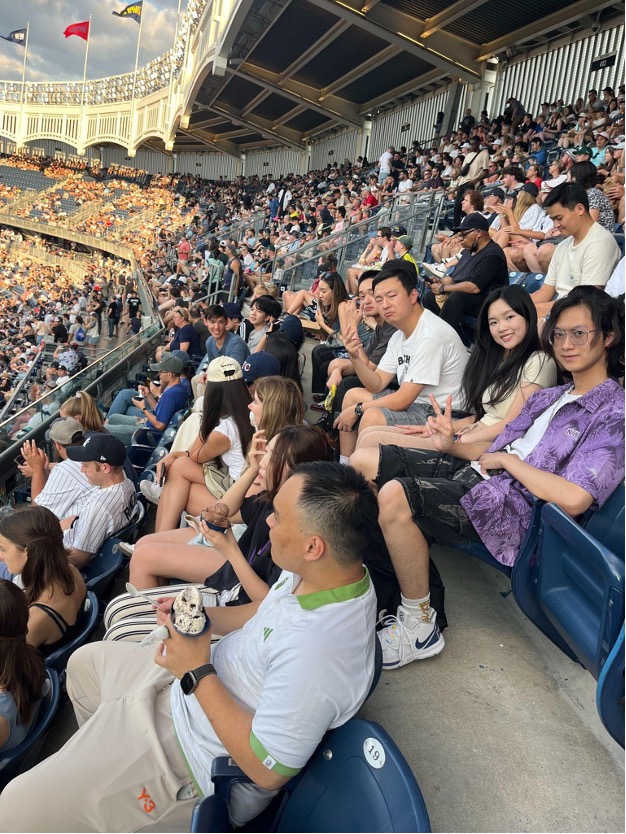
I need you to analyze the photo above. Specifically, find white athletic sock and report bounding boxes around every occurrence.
[401,593,431,623]
[339,455,349,465]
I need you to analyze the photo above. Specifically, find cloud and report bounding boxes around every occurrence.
[0,0,178,83]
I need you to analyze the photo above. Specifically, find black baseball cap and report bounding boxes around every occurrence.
[66,433,126,466]
[452,213,490,233]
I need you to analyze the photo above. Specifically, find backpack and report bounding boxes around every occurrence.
[75,326,86,343]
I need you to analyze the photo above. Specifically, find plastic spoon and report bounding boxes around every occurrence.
[126,582,167,611]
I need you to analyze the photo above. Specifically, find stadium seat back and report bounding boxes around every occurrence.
[0,669,61,789]
[44,592,99,676]
[536,485,625,680]
[115,500,146,542]
[191,719,431,833]
[83,538,125,596]
[596,624,625,748]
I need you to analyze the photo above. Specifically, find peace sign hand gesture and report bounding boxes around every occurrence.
[425,393,455,452]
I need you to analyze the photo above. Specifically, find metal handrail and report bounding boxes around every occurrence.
[273,191,444,292]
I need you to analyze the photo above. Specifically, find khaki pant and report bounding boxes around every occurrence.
[0,642,199,833]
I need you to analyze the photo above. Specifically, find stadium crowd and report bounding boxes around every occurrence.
[0,79,624,833]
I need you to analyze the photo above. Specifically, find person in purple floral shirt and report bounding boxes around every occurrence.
[369,287,625,669]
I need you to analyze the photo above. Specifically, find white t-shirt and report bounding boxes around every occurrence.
[378,151,392,174]
[36,459,95,520]
[214,416,246,480]
[545,222,620,297]
[479,351,558,426]
[63,478,137,556]
[171,568,376,824]
[377,309,469,410]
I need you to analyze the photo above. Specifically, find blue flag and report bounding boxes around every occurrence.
[112,1,143,23]
[1,28,27,46]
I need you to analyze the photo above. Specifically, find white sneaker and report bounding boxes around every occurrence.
[421,262,447,281]
[140,479,162,505]
[377,605,444,669]
[118,541,135,557]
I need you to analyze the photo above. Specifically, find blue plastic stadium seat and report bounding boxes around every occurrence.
[190,718,431,833]
[535,486,625,680]
[114,500,146,543]
[613,233,625,257]
[83,538,125,597]
[456,497,544,579]
[513,484,625,672]
[596,624,624,748]
[44,592,99,676]
[0,669,61,789]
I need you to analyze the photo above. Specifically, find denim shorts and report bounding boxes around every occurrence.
[376,444,483,548]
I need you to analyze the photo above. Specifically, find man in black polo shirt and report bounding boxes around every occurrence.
[424,214,508,335]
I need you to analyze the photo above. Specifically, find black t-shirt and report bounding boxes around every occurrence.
[52,323,68,343]
[451,240,508,302]
[127,297,141,317]
[203,495,280,605]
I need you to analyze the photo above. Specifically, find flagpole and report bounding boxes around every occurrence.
[16,23,30,153]
[131,7,145,104]
[167,0,183,119]
[20,23,29,105]
[81,16,92,108]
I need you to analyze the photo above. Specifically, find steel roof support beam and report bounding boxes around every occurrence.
[279,20,352,82]
[209,103,305,150]
[476,0,618,59]
[320,45,403,98]
[358,68,448,114]
[421,0,491,39]
[177,127,241,159]
[312,0,481,79]
[273,103,308,126]
[233,64,362,127]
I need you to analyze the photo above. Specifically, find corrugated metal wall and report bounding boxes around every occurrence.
[491,23,625,116]
[244,148,304,178]
[369,88,449,159]
[310,129,360,170]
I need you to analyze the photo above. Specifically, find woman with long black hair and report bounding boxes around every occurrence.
[354,285,557,456]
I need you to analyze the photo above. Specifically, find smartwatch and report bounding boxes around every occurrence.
[354,402,364,418]
[181,663,216,696]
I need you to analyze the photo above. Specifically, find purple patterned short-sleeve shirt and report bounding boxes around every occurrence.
[460,379,625,565]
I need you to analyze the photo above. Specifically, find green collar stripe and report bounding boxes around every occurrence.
[297,568,370,610]
[250,733,302,777]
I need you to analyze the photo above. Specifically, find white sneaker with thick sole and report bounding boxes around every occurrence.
[378,605,444,669]
[118,541,135,557]
[140,479,162,505]
[421,262,447,281]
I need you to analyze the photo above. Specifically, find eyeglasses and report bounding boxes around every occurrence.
[549,328,597,345]
[459,229,477,238]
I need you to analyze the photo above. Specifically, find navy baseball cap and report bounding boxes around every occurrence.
[241,352,281,384]
[66,433,126,466]
[223,302,242,319]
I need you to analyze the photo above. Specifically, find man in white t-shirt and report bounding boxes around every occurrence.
[377,146,394,184]
[531,182,621,319]
[334,262,468,460]
[0,463,377,833]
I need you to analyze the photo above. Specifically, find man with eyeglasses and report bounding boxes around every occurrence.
[531,182,620,320]
[425,213,508,336]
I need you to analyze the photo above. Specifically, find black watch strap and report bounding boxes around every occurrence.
[181,663,216,695]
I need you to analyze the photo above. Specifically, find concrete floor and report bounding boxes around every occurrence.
[32,333,626,832]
